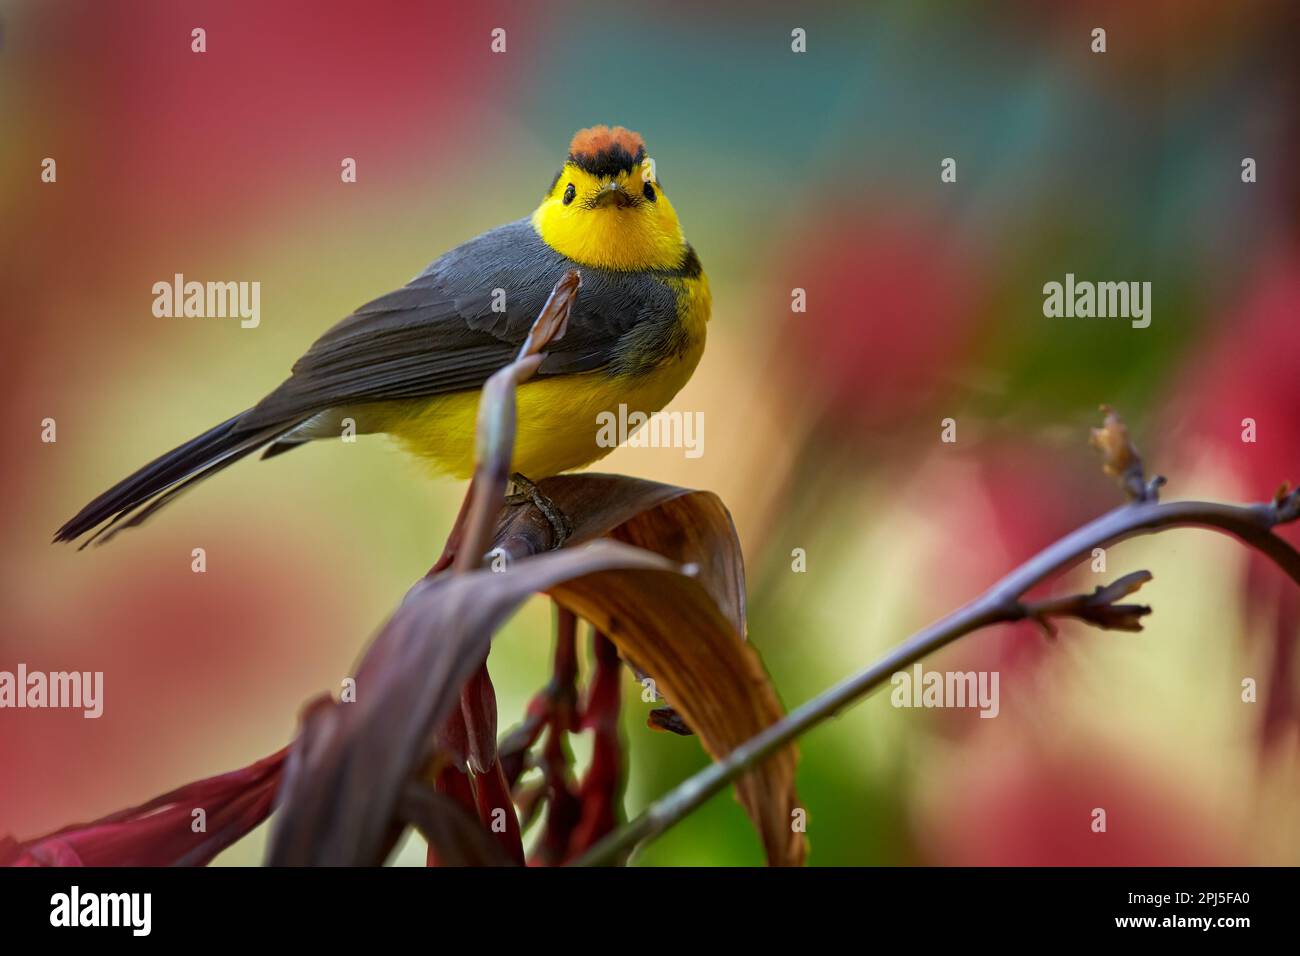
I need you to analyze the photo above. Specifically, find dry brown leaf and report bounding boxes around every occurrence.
[270,532,801,865]
[271,462,801,866]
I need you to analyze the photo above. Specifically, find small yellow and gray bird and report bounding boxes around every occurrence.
[56,126,710,547]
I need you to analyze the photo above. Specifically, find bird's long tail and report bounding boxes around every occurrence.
[54,413,297,548]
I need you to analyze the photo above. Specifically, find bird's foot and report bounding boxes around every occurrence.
[506,473,573,549]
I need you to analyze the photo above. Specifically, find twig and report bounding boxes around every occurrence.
[573,409,1300,866]
[1017,569,1153,637]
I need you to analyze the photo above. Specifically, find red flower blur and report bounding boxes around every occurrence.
[919,736,1243,866]
[1173,254,1300,523]
[1,749,284,867]
[777,208,987,433]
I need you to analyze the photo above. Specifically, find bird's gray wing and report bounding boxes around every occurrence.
[54,220,688,544]
[241,218,672,429]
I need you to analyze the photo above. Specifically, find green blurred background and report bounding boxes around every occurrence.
[3,0,1299,864]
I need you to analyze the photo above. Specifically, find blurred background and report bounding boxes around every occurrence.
[2,0,1298,865]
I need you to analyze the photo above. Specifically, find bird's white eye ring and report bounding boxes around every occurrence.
[642,158,656,183]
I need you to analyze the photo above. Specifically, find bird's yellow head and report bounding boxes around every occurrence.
[532,126,687,272]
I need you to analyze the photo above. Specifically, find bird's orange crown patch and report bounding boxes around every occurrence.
[568,125,646,178]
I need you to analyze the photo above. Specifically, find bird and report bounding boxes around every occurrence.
[55,125,710,548]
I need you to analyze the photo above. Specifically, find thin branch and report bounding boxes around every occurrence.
[574,410,1300,866]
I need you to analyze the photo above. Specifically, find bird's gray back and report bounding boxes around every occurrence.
[243,218,697,428]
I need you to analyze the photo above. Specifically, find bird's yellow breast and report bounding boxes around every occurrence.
[375,271,709,479]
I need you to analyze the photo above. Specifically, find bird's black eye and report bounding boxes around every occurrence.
[562,183,576,205]
[642,181,656,202]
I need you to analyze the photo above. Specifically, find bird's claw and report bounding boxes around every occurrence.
[506,473,573,549]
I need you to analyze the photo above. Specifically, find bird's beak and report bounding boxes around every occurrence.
[592,182,633,208]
